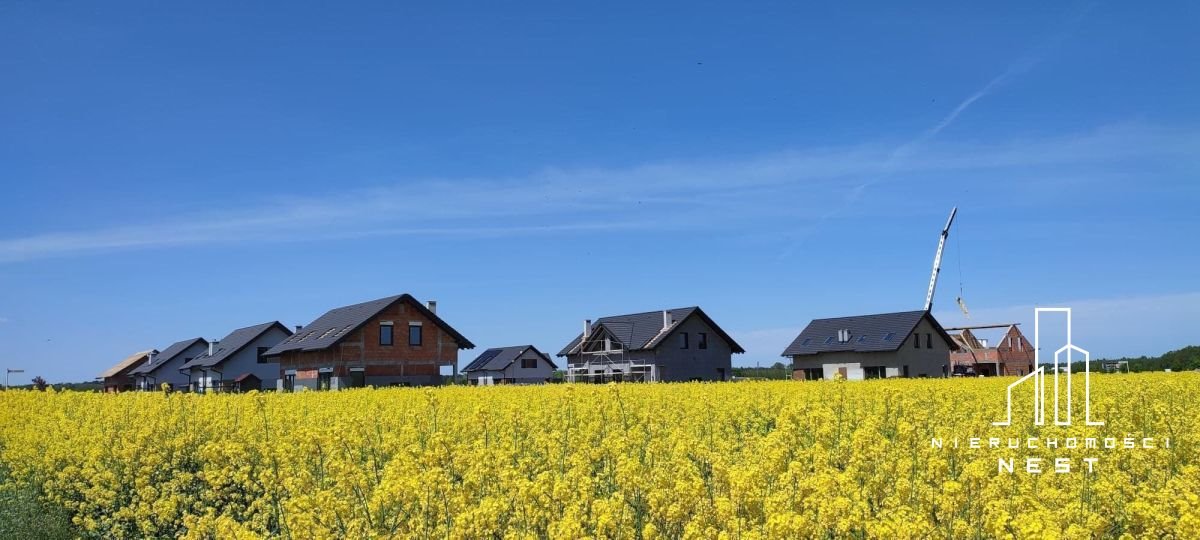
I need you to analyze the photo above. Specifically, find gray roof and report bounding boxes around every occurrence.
[463,345,556,372]
[557,306,745,357]
[181,321,291,369]
[780,310,959,357]
[129,337,207,375]
[264,294,473,356]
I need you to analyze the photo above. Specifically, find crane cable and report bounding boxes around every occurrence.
[955,212,970,318]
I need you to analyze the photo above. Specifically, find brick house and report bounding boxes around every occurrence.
[98,349,155,392]
[783,310,959,380]
[262,294,474,390]
[947,324,1034,376]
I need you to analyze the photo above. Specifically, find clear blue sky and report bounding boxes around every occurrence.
[1,1,1197,383]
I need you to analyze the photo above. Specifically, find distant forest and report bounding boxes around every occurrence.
[1090,345,1200,373]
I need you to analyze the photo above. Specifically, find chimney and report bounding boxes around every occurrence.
[426,300,437,314]
[583,319,592,340]
[208,340,219,356]
[147,350,157,366]
[662,310,672,330]
[295,325,303,333]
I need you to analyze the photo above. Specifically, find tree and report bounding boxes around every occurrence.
[31,376,47,391]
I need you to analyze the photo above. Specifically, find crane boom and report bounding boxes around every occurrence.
[923,207,957,312]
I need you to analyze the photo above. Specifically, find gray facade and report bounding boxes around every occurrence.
[559,307,742,383]
[464,346,556,385]
[786,312,956,380]
[132,338,209,390]
[182,322,293,392]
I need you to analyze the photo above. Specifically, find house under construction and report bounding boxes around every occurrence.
[947,324,1034,376]
[556,307,744,383]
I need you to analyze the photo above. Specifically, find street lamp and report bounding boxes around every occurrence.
[5,369,24,390]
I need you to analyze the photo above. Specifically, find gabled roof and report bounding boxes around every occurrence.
[463,345,557,372]
[181,321,291,369]
[99,349,156,379]
[130,337,207,376]
[264,294,474,356]
[781,310,960,357]
[557,306,745,357]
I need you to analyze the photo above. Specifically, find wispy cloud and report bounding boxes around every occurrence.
[0,123,1195,264]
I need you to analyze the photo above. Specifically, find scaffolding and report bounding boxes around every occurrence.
[564,321,660,383]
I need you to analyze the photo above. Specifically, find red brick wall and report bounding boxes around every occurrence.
[276,298,462,380]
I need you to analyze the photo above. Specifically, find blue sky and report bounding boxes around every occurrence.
[1,1,1197,383]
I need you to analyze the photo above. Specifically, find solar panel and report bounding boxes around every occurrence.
[464,349,503,371]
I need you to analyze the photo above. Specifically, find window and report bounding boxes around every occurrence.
[801,338,811,346]
[802,367,823,381]
[380,323,394,346]
[883,332,895,342]
[825,336,835,345]
[318,371,331,391]
[1017,338,1024,351]
[902,365,910,377]
[521,356,538,369]
[408,324,423,346]
[864,366,886,379]
[698,332,708,350]
[914,334,920,349]
[679,332,689,349]
[857,335,868,343]
[349,370,365,388]
[256,347,270,364]
[283,374,295,392]
[926,333,933,349]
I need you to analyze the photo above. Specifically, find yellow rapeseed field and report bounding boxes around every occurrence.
[1,373,1197,539]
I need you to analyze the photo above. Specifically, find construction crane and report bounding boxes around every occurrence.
[923,207,957,312]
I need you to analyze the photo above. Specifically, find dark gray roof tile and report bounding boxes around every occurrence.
[780,310,958,356]
[264,294,473,356]
[181,322,290,369]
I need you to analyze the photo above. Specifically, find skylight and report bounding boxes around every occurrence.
[857,335,868,343]
[883,332,896,342]
[823,336,834,345]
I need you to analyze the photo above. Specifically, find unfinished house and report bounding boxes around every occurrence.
[179,321,292,393]
[947,324,1034,376]
[263,294,474,390]
[557,307,744,383]
[130,337,209,391]
[98,349,155,392]
[783,310,959,380]
[462,345,557,385]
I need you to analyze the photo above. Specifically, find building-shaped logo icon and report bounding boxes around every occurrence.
[993,307,1103,426]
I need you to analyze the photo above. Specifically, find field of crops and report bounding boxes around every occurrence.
[0,373,1197,539]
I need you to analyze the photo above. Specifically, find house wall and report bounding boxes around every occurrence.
[138,341,208,390]
[277,300,461,390]
[790,318,952,380]
[563,315,734,382]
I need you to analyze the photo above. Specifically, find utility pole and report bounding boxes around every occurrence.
[5,369,25,390]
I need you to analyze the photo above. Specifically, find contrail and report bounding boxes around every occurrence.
[780,3,1096,258]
